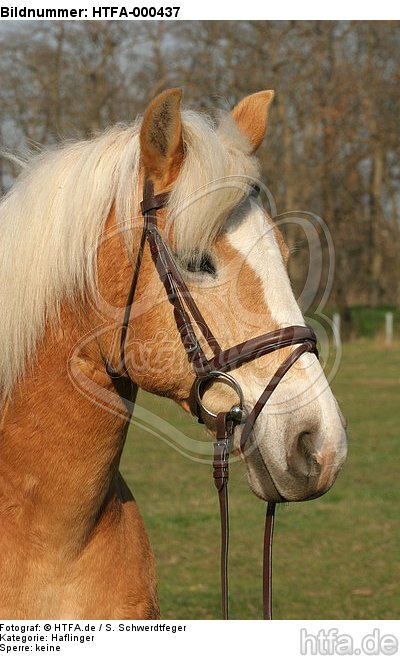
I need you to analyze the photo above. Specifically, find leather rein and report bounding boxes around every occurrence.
[106,177,318,620]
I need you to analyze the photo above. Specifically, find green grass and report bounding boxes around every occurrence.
[120,341,400,619]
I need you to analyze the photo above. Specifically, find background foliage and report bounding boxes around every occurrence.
[1,20,399,316]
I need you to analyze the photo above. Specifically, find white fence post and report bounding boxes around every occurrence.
[385,312,393,347]
[333,312,341,344]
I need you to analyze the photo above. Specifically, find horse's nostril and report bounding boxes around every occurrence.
[298,430,315,457]
[287,429,322,478]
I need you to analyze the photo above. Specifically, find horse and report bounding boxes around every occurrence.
[0,88,347,619]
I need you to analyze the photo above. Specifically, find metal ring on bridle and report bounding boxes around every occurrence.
[194,371,245,422]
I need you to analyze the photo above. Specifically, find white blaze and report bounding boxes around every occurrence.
[224,201,347,501]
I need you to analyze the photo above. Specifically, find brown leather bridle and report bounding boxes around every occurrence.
[106,177,318,620]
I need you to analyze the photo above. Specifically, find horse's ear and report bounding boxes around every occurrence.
[140,88,184,185]
[231,90,275,152]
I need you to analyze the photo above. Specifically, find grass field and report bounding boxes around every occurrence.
[120,341,400,619]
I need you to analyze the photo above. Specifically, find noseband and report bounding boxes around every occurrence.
[107,178,318,619]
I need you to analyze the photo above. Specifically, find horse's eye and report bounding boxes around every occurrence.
[250,183,261,198]
[186,254,216,275]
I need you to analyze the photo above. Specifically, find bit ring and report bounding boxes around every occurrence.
[194,371,246,422]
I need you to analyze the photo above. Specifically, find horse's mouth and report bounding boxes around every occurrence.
[238,429,344,503]
[233,431,284,502]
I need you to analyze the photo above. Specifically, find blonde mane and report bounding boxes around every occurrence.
[0,109,259,397]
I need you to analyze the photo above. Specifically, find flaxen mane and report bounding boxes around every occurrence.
[0,110,259,398]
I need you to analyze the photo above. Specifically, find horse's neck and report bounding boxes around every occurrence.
[0,300,133,554]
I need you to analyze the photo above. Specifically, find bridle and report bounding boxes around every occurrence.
[106,177,318,619]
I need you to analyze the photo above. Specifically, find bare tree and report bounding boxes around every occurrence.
[1,20,399,310]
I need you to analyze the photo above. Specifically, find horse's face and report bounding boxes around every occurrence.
[194,203,347,502]
[124,88,347,503]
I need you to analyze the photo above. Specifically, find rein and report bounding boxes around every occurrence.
[107,178,318,620]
